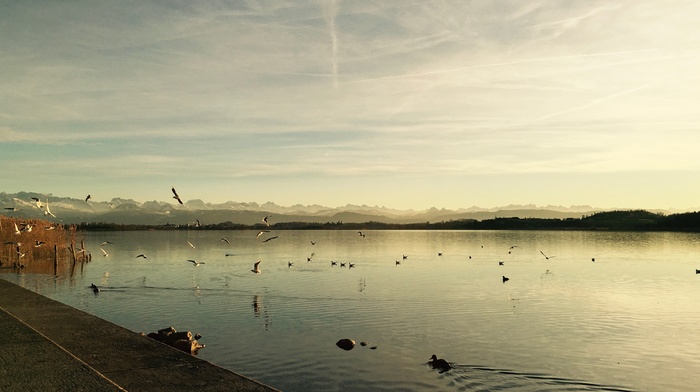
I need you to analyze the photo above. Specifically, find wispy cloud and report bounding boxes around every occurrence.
[321,0,340,88]
[2,0,700,209]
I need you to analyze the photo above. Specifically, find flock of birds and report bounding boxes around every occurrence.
[3,187,627,375]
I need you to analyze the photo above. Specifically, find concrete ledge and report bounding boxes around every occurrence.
[0,278,279,392]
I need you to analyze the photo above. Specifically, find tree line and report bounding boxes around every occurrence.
[75,210,700,232]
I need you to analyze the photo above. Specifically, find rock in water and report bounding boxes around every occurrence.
[336,338,356,351]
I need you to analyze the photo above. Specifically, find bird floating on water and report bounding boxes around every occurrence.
[252,260,262,274]
[171,187,183,204]
[428,354,452,373]
[187,259,205,266]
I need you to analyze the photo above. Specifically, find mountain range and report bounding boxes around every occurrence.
[0,191,682,226]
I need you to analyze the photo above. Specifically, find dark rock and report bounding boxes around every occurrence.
[336,338,355,351]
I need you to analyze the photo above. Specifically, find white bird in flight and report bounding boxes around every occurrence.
[262,215,271,226]
[44,200,56,218]
[100,247,109,257]
[187,259,205,266]
[220,237,231,245]
[256,230,269,238]
[13,223,21,235]
[251,259,262,274]
[187,241,196,249]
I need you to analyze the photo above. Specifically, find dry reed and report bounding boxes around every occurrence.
[0,215,74,270]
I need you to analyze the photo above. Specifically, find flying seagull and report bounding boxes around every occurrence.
[540,251,556,260]
[31,197,43,208]
[261,236,279,243]
[187,259,205,266]
[44,200,56,218]
[171,187,183,204]
[136,254,147,259]
[256,230,270,238]
[100,247,109,257]
[85,194,91,202]
[101,241,112,246]
[187,241,196,249]
[251,259,262,274]
[262,215,271,226]
[220,237,231,245]
[13,223,21,235]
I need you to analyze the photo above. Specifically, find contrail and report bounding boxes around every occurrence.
[321,0,339,88]
[340,49,658,86]
[530,83,650,124]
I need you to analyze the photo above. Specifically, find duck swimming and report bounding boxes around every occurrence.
[428,354,451,372]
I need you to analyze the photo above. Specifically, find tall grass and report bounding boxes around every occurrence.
[0,215,74,271]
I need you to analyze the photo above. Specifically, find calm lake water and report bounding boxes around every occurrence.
[3,230,700,391]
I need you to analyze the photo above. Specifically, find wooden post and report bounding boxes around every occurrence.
[54,244,58,275]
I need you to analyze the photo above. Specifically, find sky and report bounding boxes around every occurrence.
[2,0,700,211]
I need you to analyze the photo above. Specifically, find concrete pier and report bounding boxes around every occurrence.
[0,278,279,391]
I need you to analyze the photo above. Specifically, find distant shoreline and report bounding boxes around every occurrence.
[76,210,700,232]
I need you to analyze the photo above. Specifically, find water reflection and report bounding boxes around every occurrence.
[252,294,271,331]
